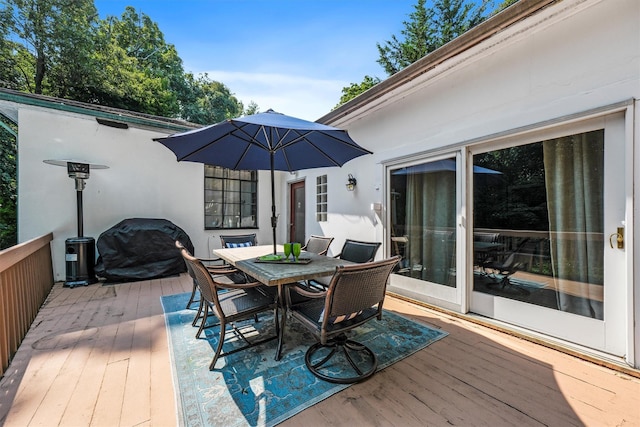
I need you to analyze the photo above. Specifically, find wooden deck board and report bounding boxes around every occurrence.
[0,274,638,427]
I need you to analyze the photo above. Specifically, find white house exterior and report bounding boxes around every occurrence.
[2,0,638,370]
[0,91,287,279]
[314,0,639,369]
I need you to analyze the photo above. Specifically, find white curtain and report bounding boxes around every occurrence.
[406,170,456,286]
[543,131,604,319]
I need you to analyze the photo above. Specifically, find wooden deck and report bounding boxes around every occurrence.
[0,274,638,426]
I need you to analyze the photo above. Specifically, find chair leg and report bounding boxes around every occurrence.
[186,281,199,309]
[195,305,208,339]
[192,299,204,327]
[210,321,227,370]
[305,333,378,384]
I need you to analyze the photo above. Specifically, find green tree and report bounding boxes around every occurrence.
[0,0,98,94]
[334,75,381,109]
[85,7,183,116]
[376,0,434,77]
[180,72,244,125]
[493,0,519,14]
[377,0,488,76]
[0,114,17,249]
[243,101,260,116]
[336,0,491,107]
[1,1,253,120]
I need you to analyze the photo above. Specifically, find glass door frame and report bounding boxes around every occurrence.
[466,106,634,359]
[384,150,467,313]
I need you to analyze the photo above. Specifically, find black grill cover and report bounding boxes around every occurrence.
[95,218,194,282]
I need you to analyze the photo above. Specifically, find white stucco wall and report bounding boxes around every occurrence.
[294,0,639,258]
[291,0,639,365]
[16,107,284,281]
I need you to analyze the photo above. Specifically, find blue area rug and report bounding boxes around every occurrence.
[161,292,448,427]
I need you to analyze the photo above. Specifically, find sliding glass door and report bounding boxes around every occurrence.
[387,154,461,308]
[470,113,628,356]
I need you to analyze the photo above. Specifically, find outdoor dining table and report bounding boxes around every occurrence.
[212,244,352,360]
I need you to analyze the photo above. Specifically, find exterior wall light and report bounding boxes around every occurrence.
[346,174,357,191]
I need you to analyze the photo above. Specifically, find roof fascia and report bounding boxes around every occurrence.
[0,88,197,133]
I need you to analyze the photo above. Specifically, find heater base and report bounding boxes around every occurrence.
[65,237,97,288]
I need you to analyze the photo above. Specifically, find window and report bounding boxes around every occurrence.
[316,175,327,222]
[389,159,457,287]
[472,129,604,319]
[204,165,257,229]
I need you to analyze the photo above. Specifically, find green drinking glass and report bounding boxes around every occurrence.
[292,243,301,261]
[283,243,292,260]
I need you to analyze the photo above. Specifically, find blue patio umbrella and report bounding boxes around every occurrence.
[154,109,372,254]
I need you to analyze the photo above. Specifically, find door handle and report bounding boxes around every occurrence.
[609,227,624,249]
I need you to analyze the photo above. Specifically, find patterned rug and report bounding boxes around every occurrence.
[161,292,447,427]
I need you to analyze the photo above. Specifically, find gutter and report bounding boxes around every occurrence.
[0,88,198,133]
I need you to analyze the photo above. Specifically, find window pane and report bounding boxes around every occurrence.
[204,166,258,230]
[225,180,240,192]
[316,175,328,223]
[205,178,223,191]
[473,130,604,319]
[390,159,457,287]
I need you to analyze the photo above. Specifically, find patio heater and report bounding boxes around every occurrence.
[44,159,109,288]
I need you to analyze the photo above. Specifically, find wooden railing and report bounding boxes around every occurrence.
[0,233,54,377]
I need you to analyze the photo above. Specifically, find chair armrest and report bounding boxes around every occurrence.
[214,276,262,290]
[290,283,327,299]
[206,265,238,275]
[199,256,224,264]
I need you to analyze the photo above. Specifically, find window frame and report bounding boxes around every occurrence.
[316,175,327,222]
[204,165,258,230]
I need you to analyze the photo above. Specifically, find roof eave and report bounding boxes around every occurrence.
[0,87,199,133]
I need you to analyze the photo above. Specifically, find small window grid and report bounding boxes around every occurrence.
[204,165,258,229]
[316,175,327,222]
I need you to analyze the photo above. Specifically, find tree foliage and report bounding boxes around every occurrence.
[180,72,244,124]
[0,115,16,249]
[1,0,98,94]
[0,0,253,122]
[337,0,490,107]
[493,0,519,14]
[335,75,381,109]
[0,0,258,248]
[377,0,488,76]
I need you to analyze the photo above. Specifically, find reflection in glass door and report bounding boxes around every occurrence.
[470,114,627,356]
[473,131,604,317]
[389,158,457,288]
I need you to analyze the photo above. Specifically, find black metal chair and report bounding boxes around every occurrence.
[288,256,400,383]
[301,235,334,256]
[178,245,279,370]
[335,239,382,263]
[309,239,381,289]
[483,238,531,294]
[176,240,234,310]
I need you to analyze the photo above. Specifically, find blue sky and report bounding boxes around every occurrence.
[93,0,422,121]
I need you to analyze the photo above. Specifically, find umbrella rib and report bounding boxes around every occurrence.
[225,122,277,169]
[166,115,371,171]
[174,123,258,162]
[281,129,372,168]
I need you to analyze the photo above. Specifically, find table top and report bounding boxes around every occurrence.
[213,245,350,286]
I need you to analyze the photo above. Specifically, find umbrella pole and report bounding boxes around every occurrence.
[270,153,277,255]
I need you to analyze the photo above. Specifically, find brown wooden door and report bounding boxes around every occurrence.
[289,181,305,244]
